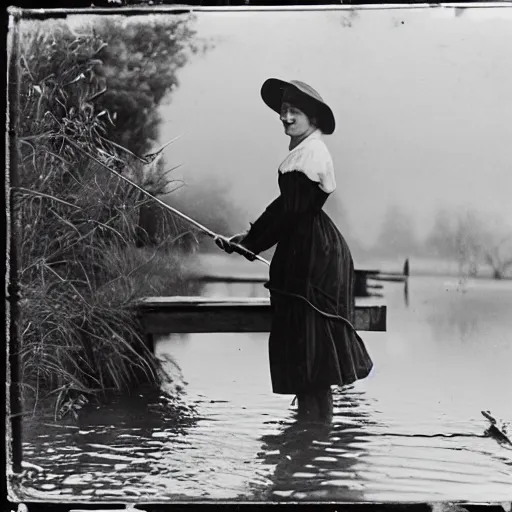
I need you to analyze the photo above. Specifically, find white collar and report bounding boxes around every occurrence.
[288,129,323,155]
[278,129,336,194]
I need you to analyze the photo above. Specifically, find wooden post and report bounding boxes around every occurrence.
[354,272,369,297]
[7,10,22,474]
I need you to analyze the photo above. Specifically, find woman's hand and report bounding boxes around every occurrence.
[214,235,235,253]
[228,233,246,245]
[214,233,256,261]
[232,242,256,262]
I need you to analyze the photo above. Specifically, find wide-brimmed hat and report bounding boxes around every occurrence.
[261,78,336,135]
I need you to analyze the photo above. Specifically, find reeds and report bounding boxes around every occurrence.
[15,19,199,418]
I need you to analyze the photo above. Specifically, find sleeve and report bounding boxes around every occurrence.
[241,196,283,246]
[241,171,328,255]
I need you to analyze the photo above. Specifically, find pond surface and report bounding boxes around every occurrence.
[17,273,512,503]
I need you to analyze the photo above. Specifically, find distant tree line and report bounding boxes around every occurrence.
[368,205,512,279]
[424,209,512,279]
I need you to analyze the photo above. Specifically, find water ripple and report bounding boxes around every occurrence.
[15,277,512,502]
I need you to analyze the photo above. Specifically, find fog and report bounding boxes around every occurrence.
[158,7,512,258]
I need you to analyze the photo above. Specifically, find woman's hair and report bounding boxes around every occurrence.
[282,86,320,129]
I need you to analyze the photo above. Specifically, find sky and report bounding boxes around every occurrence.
[153,7,512,247]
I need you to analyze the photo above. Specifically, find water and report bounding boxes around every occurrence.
[17,275,512,502]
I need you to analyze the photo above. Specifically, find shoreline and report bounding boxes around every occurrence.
[193,250,512,282]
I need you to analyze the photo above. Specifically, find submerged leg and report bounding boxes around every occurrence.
[297,392,320,420]
[316,387,333,421]
[297,388,333,421]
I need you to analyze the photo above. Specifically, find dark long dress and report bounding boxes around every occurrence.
[242,170,374,395]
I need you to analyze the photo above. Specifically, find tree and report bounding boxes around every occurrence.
[373,205,419,259]
[483,236,512,279]
[89,15,208,156]
[424,208,457,259]
[475,215,512,279]
[424,207,512,279]
[453,210,486,276]
[77,15,210,246]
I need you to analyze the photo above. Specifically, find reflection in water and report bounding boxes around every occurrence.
[254,389,371,502]
[18,387,200,500]
[423,278,512,351]
[16,276,512,502]
[425,291,480,342]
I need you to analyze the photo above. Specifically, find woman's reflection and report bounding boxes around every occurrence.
[254,387,373,502]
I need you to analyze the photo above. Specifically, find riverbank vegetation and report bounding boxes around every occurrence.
[14,15,206,418]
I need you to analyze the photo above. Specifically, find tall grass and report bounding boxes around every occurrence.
[15,20,199,418]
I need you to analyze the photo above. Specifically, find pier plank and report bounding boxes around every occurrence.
[137,296,386,333]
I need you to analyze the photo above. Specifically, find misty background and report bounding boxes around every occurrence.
[157,7,512,274]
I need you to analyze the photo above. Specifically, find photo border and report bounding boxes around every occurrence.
[5,2,512,511]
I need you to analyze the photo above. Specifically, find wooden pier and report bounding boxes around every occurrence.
[136,296,386,350]
[136,261,405,347]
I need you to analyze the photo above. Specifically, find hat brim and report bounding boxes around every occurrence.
[261,78,336,135]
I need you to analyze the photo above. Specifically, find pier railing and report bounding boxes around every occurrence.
[188,265,408,298]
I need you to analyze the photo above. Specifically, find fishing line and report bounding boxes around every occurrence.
[267,286,358,333]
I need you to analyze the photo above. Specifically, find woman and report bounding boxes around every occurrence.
[216,78,373,420]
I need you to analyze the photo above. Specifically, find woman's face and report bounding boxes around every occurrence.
[280,102,316,139]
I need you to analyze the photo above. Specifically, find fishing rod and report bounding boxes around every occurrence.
[82,145,270,267]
